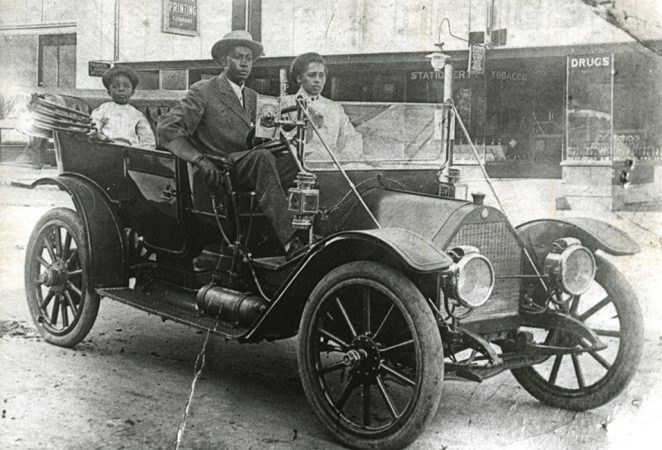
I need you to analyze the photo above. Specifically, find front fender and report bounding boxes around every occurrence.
[329,228,453,272]
[516,218,640,267]
[243,228,451,342]
[31,173,128,287]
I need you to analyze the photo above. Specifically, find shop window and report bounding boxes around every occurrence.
[38,34,76,88]
[250,77,275,95]
[135,71,160,90]
[188,70,223,86]
[160,69,188,90]
[330,71,404,102]
[612,53,662,161]
[566,54,614,161]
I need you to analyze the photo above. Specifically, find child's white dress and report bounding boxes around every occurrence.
[91,102,156,149]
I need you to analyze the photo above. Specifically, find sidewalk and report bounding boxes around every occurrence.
[0,162,59,188]
[462,177,661,250]
[0,162,659,248]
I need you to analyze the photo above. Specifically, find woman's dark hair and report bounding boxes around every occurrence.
[288,52,327,87]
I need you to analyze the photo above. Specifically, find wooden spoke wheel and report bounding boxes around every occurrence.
[298,261,443,450]
[512,253,644,410]
[25,208,99,347]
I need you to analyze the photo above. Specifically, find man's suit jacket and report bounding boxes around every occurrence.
[157,72,257,156]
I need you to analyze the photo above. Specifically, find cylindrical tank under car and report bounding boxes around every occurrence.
[196,285,268,327]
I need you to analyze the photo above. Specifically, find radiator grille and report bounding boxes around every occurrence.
[448,222,522,321]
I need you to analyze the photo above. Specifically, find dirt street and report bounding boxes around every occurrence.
[1,174,661,450]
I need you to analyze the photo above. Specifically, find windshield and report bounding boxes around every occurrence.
[305,102,447,170]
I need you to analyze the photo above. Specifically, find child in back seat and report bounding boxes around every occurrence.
[89,65,156,149]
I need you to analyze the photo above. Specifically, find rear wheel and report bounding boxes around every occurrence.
[512,253,644,410]
[25,207,100,347]
[298,261,443,450]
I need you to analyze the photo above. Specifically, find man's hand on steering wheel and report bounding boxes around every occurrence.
[193,155,224,186]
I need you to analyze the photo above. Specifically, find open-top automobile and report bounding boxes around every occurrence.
[22,92,643,449]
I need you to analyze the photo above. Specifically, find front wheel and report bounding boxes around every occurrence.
[24,207,100,347]
[512,253,644,411]
[298,261,443,450]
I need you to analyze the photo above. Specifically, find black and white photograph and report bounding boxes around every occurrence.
[1,1,661,448]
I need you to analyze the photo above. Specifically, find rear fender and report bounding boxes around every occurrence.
[244,228,452,342]
[31,173,128,287]
[516,217,640,268]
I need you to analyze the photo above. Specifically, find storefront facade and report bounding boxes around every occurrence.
[123,40,661,183]
[0,0,78,89]
[2,0,661,205]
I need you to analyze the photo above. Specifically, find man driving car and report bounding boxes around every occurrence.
[157,31,303,258]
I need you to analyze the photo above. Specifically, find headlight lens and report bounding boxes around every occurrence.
[544,239,596,295]
[560,246,596,295]
[448,253,495,308]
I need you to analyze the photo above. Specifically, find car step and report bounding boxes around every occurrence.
[96,287,248,338]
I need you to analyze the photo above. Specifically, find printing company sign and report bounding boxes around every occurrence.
[162,0,198,36]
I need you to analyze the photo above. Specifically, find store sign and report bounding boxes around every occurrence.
[490,71,527,81]
[88,60,112,77]
[568,55,612,70]
[410,70,467,80]
[162,0,198,36]
[468,44,486,75]
[410,70,527,82]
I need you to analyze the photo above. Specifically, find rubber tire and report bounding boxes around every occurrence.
[25,207,100,347]
[298,261,444,450]
[512,253,644,411]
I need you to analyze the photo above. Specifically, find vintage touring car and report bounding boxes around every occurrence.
[22,93,643,449]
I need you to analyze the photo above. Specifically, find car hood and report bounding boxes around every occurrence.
[330,188,482,242]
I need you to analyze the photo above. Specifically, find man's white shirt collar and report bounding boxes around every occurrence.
[227,78,245,104]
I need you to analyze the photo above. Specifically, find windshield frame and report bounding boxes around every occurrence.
[304,100,448,171]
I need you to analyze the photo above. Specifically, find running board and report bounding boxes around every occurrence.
[96,287,248,339]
